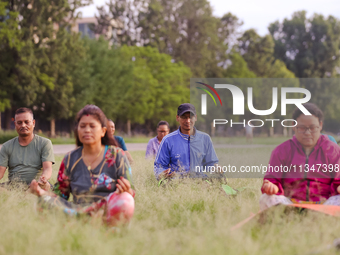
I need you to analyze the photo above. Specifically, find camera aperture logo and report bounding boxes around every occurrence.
[196,82,222,112]
[196,82,312,128]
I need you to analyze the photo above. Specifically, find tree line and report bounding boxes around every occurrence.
[1,0,339,136]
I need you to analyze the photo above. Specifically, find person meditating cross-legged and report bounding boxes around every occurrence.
[0,107,54,189]
[30,105,135,225]
[260,103,340,210]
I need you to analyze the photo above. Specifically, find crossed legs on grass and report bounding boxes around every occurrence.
[259,194,340,211]
[30,180,134,226]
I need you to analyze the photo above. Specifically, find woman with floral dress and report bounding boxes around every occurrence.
[30,105,135,225]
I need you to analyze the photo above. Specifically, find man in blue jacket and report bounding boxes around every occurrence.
[154,103,218,179]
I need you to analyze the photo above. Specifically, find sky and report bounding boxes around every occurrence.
[78,0,340,36]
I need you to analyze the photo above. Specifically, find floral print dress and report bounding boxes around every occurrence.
[39,145,134,215]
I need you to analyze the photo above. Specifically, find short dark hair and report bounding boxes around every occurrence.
[292,103,324,123]
[157,121,170,129]
[15,108,33,118]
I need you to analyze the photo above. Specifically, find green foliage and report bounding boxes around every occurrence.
[0,130,17,144]
[0,1,26,111]
[0,0,92,128]
[117,45,191,126]
[27,0,92,121]
[35,31,87,121]
[238,29,295,78]
[224,52,256,78]
[269,11,340,78]
[2,1,340,134]
[71,40,191,127]
[95,0,145,46]
[70,36,134,119]
[97,0,240,78]
[139,0,229,78]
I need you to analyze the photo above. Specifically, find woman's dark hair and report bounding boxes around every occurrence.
[292,103,324,123]
[107,119,123,150]
[157,120,170,129]
[74,105,118,147]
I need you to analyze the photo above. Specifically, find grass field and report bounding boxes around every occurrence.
[1,149,340,255]
[0,129,317,145]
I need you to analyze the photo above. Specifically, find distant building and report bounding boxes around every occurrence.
[71,16,125,42]
[71,17,98,39]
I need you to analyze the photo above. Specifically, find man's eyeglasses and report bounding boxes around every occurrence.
[296,126,320,134]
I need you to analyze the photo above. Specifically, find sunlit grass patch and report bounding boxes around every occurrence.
[1,149,340,254]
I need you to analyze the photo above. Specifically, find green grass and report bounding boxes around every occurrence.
[0,131,295,145]
[47,136,151,144]
[1,150,340,255]
[0,132,151,145]
[122,137,152,143]
[211,136,291,145]
[48,137,76,144]
[0,130,17,144]
[47,136,291,145]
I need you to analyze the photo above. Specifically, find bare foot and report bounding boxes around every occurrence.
[30,180,46,197]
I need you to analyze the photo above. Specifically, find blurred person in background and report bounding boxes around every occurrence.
[30,105,135,226]
[245,123,253,144]
[0,108,54,190]
[145,121,170,160]
[260,103,340,210]
[107,120,133,164]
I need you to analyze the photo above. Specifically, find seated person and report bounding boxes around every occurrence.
[260,103,340,210]
[0,108,54,189]
[30,105,135,225]
[145,121,170,159]
[154,103,218,180]
[107,119,133,164]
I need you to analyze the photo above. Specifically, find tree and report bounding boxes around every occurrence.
[0,1,22,129]
[95,0,146,46]
[238,29,295,78]
[34,31,88,137]
[73,37,134,121]
[0,0,92,132]
[138,0,228,77]
[268,12,340,128]
[13,0,91,135]
[223,52,256,78]
[0,1,20,114]
[269,11,340,78]
[116,45,191,134]
[0,0,42,128]
[96,0,243,78]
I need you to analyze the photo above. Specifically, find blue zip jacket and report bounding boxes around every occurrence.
[154,127,218,179]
